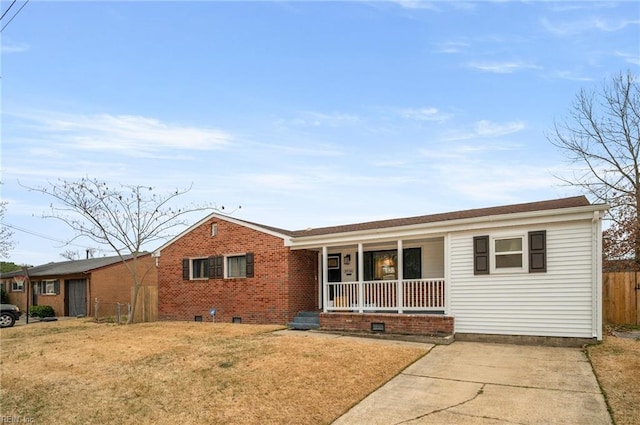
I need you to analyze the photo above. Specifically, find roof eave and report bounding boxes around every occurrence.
[286,203,609,249]
[153,212,292,256]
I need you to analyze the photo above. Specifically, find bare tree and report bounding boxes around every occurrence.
[0,198,15,259]
[60,248,97,261]
[60,250,79,261]
[25,177,225,323]
[548,70,640,266]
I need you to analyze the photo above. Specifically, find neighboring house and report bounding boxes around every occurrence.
[154,196,607,342]
[0,254,157,317]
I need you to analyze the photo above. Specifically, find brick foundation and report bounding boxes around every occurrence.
[319,312,454,336]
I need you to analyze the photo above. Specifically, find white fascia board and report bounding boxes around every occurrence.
[286,204,609,250]
[153,212,292,257]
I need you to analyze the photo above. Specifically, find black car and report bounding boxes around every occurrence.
[0,304,22,328]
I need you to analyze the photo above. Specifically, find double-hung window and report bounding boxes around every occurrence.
[227,255,247,278]
[191,258,209,279]
[474,231,546,275]
[11,280,24,292]
[494,237,524,270]
[41,279,59,295]
[182,253,254,280]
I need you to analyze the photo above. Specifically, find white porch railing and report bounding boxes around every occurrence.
[326,278,445,312]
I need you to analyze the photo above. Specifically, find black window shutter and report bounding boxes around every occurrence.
[208,256,216,279]
[473,236,490,275]
[214,256,224,279]
[54,280,60,295]
[245,252,254,277]
[182,258,190,280]
[529,231,547,273]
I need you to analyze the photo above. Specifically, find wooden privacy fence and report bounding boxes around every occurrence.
[132,285,158,323]
[603,272,640,326]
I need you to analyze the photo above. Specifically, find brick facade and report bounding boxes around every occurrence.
[90,256,158,317]
[2,256,157,318]
[319,312,454,336]
[157,217,318,324]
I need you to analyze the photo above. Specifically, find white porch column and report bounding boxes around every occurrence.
[322,246,328,313]
[317,251,322,310]
[397,239,403,314]
[357,243,364,313]
[444,234,451,316]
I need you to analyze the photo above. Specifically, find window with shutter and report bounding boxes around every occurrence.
[473,236,490,275]
[528,230,547,273]
[494,237,523,269]
[42,279,58,295]
[227,255,247,278]
[191,258,209,279]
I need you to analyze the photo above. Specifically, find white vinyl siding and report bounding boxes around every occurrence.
[423,239,445,278]
[449,222,594,338]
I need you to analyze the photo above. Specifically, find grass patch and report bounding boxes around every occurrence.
[588,331,640,425]
[0,320,428,424]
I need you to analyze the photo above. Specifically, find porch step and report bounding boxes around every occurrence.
[288,311,320,331]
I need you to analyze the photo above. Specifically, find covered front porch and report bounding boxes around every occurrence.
[318,236,449,315]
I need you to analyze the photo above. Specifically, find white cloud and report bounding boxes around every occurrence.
[443,120,526,141]
[392,1,475,11]
[277,111,360,128]
[432,41,470,54]
[1,42,29,53]
[445,164,559,203]
[399,107,452,122]
[391,1,439,11]
[540,17,640,36]
[614,51,640,66]
[550,70,594,82]
[466,61,540,74]
[419,142,519,160]
[12,111,233,158]
[250,142,344,157]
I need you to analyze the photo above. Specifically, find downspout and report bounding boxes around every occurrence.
[592,211,603,340]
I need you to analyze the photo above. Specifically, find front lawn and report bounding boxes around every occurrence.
[588,329,640,425]
[0,320,428,424]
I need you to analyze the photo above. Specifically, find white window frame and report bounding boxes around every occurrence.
[490,234,527,274]
[190,257,209,280]
[41,279,57,295]
[211,223,218,237]
[225,254,247,279]
[11,280,24,292]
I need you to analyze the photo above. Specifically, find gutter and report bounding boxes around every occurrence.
[286,204,609,249]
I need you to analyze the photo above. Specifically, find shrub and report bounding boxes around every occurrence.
[29,305,55,318]
[0,287,7,303]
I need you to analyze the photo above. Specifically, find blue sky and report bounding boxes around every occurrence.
[1,0,639,265]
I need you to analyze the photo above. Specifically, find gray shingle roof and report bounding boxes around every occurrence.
[288,195,593,237]
[1,254,146,278]
[219,196,594,239]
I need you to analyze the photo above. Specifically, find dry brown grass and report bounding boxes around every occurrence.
[588,331,640,425]
[0,320,428,425]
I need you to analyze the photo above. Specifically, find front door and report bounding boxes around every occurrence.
[66,279,87,317]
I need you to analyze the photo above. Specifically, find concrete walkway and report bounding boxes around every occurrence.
[333,341,612,425]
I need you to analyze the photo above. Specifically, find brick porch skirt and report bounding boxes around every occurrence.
[319,312,453,336]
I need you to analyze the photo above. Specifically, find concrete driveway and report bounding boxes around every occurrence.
[333,341,612,425]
